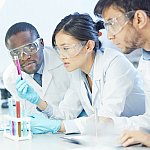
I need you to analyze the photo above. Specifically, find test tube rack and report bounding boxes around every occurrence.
[3,115,32,141]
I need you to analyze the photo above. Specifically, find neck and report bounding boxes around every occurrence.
[141,25,150,51]
[81,52,95,74]
[143,41,150,51]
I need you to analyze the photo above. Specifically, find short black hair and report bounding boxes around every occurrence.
[5,22,40,47]
[94,0,150,17]
[52,12,104,52]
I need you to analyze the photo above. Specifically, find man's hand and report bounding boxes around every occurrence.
[120,130,150,147]
[16,76,40,104]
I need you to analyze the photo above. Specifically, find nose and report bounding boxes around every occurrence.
[22,53,31,60]
[59,53,68,59]
[107,31,115,40]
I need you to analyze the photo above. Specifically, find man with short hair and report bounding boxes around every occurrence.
[94,0,150,147]
[3,22,82,120]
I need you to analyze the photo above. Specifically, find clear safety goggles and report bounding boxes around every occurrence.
[9,38,41,59]
[104,11,135,35]
[55,41,87,58]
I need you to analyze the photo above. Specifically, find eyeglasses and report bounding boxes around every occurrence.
[9,38,41,59]
[55,41,86,58]
[104,11,135,35]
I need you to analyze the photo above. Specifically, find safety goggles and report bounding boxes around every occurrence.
[9,38,41,59]
[55,41,87,58]
[104,11,135,35]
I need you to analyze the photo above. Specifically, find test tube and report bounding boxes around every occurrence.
[94,107,98,138]
[16,101,21,137]
[14,56,22,137]
[14,56,26,109]
[8,99,13,135]
[14,56,22,76]
[21,104,28,136]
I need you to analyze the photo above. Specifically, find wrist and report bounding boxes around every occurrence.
[37,100,48,111]
[58,121,66,132]
[51,120,62,134]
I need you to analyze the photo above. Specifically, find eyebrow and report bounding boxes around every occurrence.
[105,12,123,21]
[56,43,74,47]
[106,18,113,21]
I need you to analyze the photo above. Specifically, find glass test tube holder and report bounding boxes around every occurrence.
[3,109,32,141]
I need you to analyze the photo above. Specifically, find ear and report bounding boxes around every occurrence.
[85,40,95,53]
[40,38,44,47]
[134,10,148,29]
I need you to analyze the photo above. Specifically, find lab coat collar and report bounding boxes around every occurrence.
[93,49,104,81]
[43,46,63,70]
[91,49,104,106]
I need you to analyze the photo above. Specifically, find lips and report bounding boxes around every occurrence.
[114,43,120,46]
[63,62,70,68]
[21,61,36,68]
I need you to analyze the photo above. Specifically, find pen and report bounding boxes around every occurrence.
[60,137,82,145]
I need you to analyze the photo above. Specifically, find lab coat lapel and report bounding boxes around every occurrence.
[79,73,94,114]
[92,50,104,106]
[42,69,52,96]
[92,80,100,106]
[41,47,62,97]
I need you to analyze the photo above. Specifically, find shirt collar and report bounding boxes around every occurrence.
[143,49,150,60]
[30,61,44,78]
[37,62,44,74]
[88,64,94,81]
[81,64,94,82]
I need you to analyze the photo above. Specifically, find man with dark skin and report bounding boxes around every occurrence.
[3,22,82,120]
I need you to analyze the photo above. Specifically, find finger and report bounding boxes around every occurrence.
[120,136,128,145]
[16,75,22,84]
[17,82,28,92]
[122,138,137,147]
[22,84,28,94]
[120,130,132,143]
[16,79,27,89]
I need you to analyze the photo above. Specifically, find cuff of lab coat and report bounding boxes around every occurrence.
[63,120,80,134]
[111,117,127,134]
[42,104,53,118]
[111,116,140,134]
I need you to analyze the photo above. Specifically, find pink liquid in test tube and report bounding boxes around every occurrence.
[14,56,22,77]
[14,56,26,108]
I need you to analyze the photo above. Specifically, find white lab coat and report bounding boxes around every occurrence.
[3,46,82,119]
[64,48,145,134]
[111,57,150,133]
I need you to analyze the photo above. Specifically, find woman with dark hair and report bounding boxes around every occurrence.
[29,13,145,134]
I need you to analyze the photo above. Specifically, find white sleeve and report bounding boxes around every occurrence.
[112,113,150,134]
[3,64,19,98]
[63,120,80,134]
[43,75,83,120]
[3,65,37,114]
[98,55,137,117]
[138,58,150,114]
[64,115,100,135]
